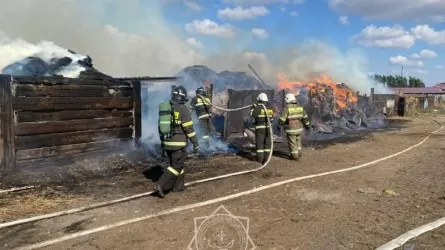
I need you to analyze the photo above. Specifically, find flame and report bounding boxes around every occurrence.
[277,73,358,112]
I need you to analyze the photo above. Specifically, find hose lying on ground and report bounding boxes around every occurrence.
[0,186,40,195]
[0,97,274,230]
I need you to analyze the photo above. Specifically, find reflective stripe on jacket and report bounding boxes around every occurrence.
[162,102,198,150]
[279,102,310,134]
[189,96,212,119]
[250,102,274,130]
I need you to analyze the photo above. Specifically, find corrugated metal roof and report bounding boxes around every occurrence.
[390,87,445,94]
[432,83,445,90]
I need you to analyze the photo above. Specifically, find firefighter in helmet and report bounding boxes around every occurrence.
[278,93,311,160]
[155,85,199,198]
[189,87,213,148]
[250,93,274,164]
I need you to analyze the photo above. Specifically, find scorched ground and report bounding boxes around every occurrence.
[0,113,444,250]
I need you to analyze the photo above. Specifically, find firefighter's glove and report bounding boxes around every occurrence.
[192,145,199,154]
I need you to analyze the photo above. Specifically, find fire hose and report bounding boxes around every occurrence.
[0,98,274,230]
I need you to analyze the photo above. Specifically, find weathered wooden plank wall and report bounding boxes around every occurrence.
[0,75,16,172]
[7,76,141,168]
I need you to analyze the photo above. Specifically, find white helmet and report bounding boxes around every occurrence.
[257,93,268,102]
[285,93,296,103]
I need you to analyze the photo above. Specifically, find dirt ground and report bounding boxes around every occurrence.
[0,113,444,250]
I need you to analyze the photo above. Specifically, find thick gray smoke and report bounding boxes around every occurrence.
[0,0,391,155]
[141,82,231,157]
[0,0,389,96]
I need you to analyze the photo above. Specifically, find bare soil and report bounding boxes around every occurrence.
[0,114,444,250]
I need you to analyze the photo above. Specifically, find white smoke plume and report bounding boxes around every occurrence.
[0,0,389,156]
[0,0,387,95]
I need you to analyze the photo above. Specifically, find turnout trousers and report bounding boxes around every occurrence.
[286,132,302,160]
[255,127,272,164]
[157,148,186,192]
[198,118,212,148]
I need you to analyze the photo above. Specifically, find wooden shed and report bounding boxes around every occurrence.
[0,74,143,172]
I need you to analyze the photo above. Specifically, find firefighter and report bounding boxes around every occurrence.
[189,87,213,148]
[278,93,311,160]
[250,93,274,164]
[155,85,199,198]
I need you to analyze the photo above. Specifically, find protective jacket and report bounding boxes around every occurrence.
[162,101,198,151]
[189,96,212,120]
[250,102,274,129]
[278,102,310,134]
[250,101,274,164]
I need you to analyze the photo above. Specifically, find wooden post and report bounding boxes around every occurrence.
[223,88,229,140]
[0,75,16,172]
[132,81,142,147]
[370,88,375,113]
[208,83,214,102]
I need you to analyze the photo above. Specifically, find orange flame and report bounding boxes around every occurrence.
[277,73,358,112]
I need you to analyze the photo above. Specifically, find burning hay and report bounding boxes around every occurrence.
[276,73,382,135]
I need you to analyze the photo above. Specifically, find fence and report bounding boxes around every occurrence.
[0,74,141,172]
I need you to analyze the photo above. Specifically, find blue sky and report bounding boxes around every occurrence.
[153,0,445,86]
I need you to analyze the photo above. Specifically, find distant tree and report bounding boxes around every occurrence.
[370,74,425,88]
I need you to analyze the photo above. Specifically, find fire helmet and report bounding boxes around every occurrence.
[172,85,188,102]
[285,93,296,103]
[257,93,268,102]
[196,87,206,96]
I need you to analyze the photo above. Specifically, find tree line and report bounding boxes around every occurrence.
[370,74,425,88]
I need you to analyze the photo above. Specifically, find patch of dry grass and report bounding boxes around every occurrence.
[0,192,91,222]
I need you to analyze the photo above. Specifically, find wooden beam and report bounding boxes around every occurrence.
[16,148,121,169]
[14,117,134,136]
[15,84,133,97]
[16,109,133,123]
[0,75,16,172]
[15,127,133,150]
[13,76,131,86]
[13,97,134,111]
[132,81,142,147]
[16,139,129,161]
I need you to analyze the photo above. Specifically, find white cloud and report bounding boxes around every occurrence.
[411,25,445,45]
[411,49,437,59]
[183,1,202,12]
[351,25,415,49]
[436,65,443,69]
[389,55,423,67]
[222,0,289,5]
[339,16,348,25]
[217,6,269,20]
[185,19,236,38]
[328,0,445,23]
[280,6,287,12]
[290,11,299,16]
[252,28,268,39]
[186,37,203,49]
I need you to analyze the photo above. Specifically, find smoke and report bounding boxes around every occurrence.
[0,0,386,96]
[0,35,89,77]
[0,0,390,154]
[141,80,233,156]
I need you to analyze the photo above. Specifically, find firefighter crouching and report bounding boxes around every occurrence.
[155,86,199,198]
[189,87,213,148]
[250,93,274,164]
[278,93,311,160]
